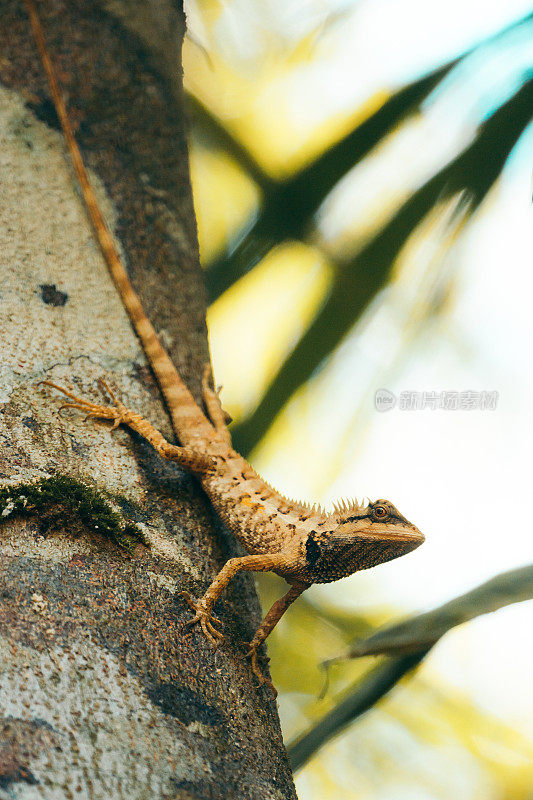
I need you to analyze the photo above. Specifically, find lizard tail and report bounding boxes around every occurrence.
[25,0,213,444]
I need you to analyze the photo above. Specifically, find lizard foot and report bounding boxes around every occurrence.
[41,379,132,430]
[201,364,232,431]
[178,591,225,647]
[246,644,277,696]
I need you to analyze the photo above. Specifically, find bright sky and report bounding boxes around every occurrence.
[186,0,533,767]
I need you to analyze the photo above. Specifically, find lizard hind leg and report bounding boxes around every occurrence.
[202,364,232,445]
[40,380,128,429]
[40,379,215,473]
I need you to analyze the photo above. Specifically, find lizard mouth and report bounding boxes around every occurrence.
[345,528,425,572]
[368,526,425,551]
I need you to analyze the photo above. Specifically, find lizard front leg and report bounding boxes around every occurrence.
[41,380,215,473]
[181,553,289,646]
[247,582,308,692]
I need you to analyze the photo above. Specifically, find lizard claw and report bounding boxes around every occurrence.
[41,380,130,429]
[246,644,277,696]
[178,591,225,647]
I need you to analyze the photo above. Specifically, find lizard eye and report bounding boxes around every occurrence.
[372,505,389,521]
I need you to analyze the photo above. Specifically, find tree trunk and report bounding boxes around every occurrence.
[0,2,297,797]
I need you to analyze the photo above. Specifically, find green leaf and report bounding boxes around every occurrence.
[188,94,275,194]
[202,11,532,304]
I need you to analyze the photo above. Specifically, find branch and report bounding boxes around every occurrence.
[0,2,297,794]
[333,564,533,660]
[287,564,533,771]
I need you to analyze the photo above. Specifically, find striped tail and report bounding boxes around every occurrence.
[25,0,212,444]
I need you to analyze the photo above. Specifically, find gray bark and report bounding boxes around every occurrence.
[0,1,297,797]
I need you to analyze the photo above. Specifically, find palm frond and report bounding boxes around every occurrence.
[204,60,458,302]
[200,12,532,305]
[231,77,533,454]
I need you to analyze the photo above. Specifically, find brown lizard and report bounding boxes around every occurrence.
[25,0,425,689]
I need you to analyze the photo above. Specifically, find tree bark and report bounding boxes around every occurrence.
[0,2,297,797]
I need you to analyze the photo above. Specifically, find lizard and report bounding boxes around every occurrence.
[24,0,425,690]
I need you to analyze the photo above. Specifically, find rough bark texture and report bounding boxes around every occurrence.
[0,1,297,797]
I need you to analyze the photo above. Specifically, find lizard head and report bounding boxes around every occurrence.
[302,499,424,584]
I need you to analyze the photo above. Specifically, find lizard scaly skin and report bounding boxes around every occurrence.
[26,0,425,690]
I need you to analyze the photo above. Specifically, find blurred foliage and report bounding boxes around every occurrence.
[183,2,533,797]
[198,60,458,302]
[288,565,533,769]
[185,8,532,456]
[228,76,533,454]
[257,572,533,798]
